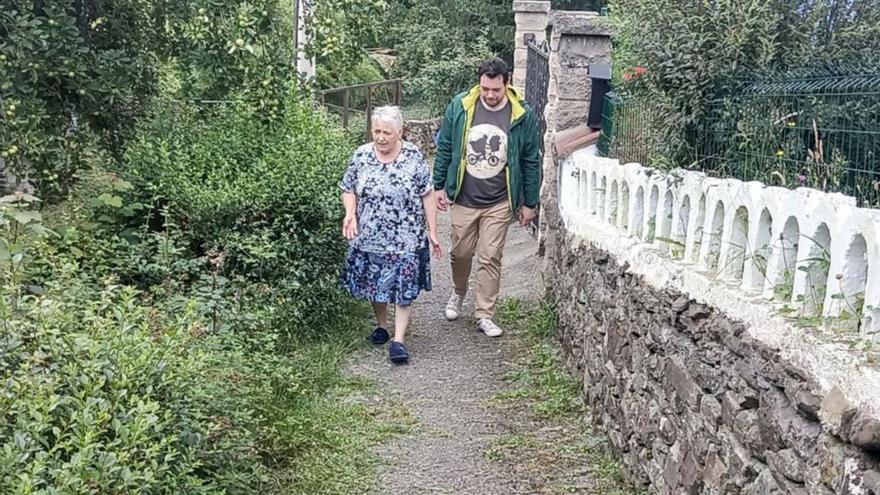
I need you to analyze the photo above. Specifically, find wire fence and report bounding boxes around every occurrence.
[599,67,880,207]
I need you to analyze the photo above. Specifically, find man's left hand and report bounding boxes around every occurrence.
[518,206,536,226]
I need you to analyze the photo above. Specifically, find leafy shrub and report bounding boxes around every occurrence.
[0,284,210,493]
[1,183,379,493]
[380,0,502,114]
[609,0,880,164]
[317,52,386,90]
[122,96,355,331]
[1,0,389,492]
[552,0,606,9]
[400,42,490,116]
[0,0,163,196]
[0,0,313,199]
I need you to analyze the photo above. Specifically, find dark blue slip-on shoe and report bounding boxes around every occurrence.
[368,327,390,345]
[388,341,409,364]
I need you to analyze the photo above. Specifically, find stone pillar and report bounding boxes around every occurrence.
[545,12,612,134]
[539,12,612,269]
[512,1,551,92]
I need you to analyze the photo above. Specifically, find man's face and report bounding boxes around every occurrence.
[479,74,506,107]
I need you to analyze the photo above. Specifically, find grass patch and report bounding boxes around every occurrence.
[495,298,584,419]
[494,298,645,495]
[483,447,506,461]
[268,304,410,494]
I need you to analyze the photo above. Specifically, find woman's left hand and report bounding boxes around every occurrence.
[429,231,443,257]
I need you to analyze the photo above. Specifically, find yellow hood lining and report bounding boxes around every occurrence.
[461,85,527,123]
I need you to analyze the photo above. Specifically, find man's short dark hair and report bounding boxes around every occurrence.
[478,57,510,85]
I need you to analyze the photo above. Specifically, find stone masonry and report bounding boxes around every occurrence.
[535,12,611,258]
[512,1,551,92]
[403,117,441,156]
[547,233,880,494]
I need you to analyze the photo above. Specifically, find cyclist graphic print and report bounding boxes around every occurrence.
[466,126,506,178]
[456,100,511,208]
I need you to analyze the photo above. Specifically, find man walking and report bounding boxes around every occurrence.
[433,56,542,337]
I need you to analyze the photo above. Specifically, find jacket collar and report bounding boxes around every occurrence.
[461,85,527,123]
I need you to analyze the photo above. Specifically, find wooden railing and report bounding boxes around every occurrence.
[320,79,403,141]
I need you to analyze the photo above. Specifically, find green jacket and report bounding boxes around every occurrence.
[433,85,542,211]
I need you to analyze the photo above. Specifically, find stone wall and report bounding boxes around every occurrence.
[403,117,441,156]
[545,152,880,494]
[527,3,880,493]
[551,240,880,494]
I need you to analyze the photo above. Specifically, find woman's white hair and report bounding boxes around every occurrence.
[371,105,404,132]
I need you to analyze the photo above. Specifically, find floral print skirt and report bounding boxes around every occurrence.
[340,246,432,306]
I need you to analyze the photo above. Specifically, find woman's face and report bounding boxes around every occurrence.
[372,119,401,154]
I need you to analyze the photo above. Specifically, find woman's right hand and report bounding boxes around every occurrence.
[343,214,358,240]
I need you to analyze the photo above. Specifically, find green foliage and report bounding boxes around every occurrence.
[609,0,880,164]
[307,0,388,71]
[493,298,642,495]
[0,193,52,285]
[0,200,209,492]
[0,0,304,200]
[0,169,388,492]
[1,0,395,492]
[159,0,297,103]
[122,97,354,331]
[0,285,209,493]
[0,0,162,197]
[0,0,392,199]
[553,0,606,10]
[496,299,582,419]
[317,52,386,90]
[380,0,508,113]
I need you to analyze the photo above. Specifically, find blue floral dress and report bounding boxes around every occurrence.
[340,141,433,306]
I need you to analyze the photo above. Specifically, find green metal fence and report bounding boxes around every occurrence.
[598,91,677,168]
[599,67,880,207]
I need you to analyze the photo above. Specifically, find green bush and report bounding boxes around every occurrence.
[380,0,502,114]
[0,0,163,197]
[317,52,386,90]
[609,0,880,164]
[122,97,355,331]
[0,180,380,493]
[1,0,391,491]
[0,0,311,199]
[400,43,490,116]
[0,281,210,493]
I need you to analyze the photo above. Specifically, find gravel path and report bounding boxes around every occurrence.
[347,213,615,494]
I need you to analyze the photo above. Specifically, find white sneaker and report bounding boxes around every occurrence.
[477,318,504,337]
[445,292,463,320]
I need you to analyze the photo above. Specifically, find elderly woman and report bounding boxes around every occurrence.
[340,106,441,364]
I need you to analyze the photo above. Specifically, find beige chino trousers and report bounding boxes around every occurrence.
[449,200,513,319]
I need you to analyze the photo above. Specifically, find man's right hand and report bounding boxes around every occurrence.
[435,189,449,211]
